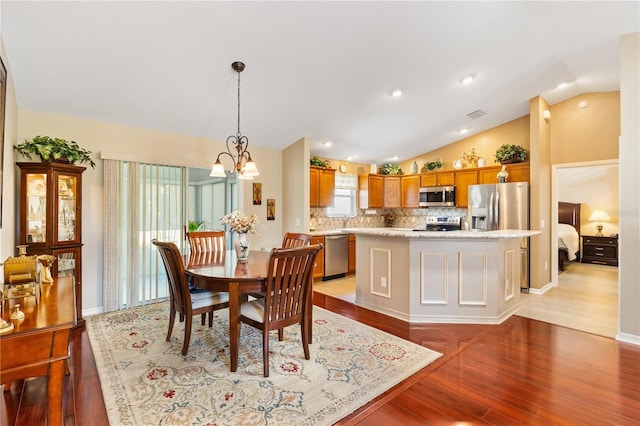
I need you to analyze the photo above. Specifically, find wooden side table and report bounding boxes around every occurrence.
[582,235,618,266]
[0,276,76,426]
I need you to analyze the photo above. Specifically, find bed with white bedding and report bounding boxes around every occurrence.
[558,223,580,261]
[558,202,581,271]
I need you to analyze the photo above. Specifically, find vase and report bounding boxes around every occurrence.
[235,233,250,262]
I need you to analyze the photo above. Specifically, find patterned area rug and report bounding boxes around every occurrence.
[86,302,441,425]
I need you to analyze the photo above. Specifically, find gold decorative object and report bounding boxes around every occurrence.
[10,304,25,322]
[37,254,57,283]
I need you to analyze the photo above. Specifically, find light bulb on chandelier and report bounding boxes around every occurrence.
[210,61,260,179]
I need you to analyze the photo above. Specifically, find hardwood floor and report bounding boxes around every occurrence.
[3,290,638,425]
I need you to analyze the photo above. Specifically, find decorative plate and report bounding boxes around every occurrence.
[339,163,348,174]
[28,179,46,197]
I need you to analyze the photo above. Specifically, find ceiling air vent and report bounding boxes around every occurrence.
[466,110,486,119]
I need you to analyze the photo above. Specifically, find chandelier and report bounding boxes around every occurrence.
[210,61,259,179]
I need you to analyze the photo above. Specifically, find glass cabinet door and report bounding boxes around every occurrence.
[56,173,78,244]
[25,172,48,244]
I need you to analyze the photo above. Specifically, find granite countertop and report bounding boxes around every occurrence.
[310,228,541,239]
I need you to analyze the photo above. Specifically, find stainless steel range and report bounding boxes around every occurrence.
[415,216,462,231]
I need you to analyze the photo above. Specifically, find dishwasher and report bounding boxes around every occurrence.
[323,234,349,280]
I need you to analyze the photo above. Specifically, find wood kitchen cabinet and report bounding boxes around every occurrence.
[420,171,455,187]
[310,166,336,207]
[478,163,530,184]
[359,174,384,209]
[454,169,478,208]
[348,233,356,273]
[311,236,325,279]
[383,176,401,208]
[401,175,420,208]
[17,161,85,327]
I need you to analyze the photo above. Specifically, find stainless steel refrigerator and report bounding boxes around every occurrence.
[467,182,530,290]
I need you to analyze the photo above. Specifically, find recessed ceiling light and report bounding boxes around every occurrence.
[390,156,399,161]
[390,89,403,97]
[460,74,476,85]
[322,140,334,147]
[557,82,569,89]
[347,156,355,161]
[458,128,470,134]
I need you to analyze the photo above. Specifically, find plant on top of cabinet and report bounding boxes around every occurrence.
[310,155,329,168]
[378,163,403,175]
[422,160,443,172]
[14,135,96,168]
[495,144,527,164]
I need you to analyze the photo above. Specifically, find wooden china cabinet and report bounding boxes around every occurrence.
[17,162,85,327]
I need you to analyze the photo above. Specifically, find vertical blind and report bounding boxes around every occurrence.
[103,160,186,311]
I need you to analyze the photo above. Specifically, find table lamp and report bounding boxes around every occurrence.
[588,209,610,236]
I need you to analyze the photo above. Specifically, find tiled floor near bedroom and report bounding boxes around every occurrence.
[314,261,619,338]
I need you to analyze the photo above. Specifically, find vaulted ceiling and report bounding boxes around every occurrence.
[2,1,638,164]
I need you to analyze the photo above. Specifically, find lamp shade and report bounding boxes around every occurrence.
[588,210,610,222]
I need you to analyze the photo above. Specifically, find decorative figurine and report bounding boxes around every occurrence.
[497,165,509,183]
[37,254,57,283]
[10,304,25,322]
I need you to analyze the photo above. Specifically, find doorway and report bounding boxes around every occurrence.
[524,159,620,337]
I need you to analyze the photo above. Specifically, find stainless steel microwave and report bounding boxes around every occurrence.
[419,186,456,207]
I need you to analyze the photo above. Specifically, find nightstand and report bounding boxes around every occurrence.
[582,235,618,266]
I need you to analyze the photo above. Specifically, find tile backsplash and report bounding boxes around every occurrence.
[310,207,467,231]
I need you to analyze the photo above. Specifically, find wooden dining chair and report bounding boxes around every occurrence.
[152,239,230,355]
[239,243,323,376]
[186,230,226,253]
[281,232,312,248]
[186,230,227,324]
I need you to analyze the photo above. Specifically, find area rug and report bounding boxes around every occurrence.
[86,302,441,425]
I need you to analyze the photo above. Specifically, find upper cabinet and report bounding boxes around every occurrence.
[310,166,336,207]
[454,170,478,208]
[401,175,420,208]
[358,163,530,210]
[383,176,401,208]
[420,171,455,187]
[478,163,530,184]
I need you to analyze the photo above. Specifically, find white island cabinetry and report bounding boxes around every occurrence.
[350,228,539,324]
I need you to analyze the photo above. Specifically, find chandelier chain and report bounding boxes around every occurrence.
[236,67,241,137]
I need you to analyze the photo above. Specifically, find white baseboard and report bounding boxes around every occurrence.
[528,281,553,295]
[616,332,640,345]
[83,306,104,317]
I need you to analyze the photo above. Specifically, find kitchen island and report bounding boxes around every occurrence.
[339,227,540,324]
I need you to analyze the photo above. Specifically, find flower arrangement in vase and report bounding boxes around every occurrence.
[462,148,478,167]
[220,210,259,261]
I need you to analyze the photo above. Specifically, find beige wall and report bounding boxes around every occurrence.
[0,35,18,264]
[551,92,620,164]
[618,32,640,340]
[401,115,530,173]
[529,96,552,291]
[16,109,283,314]
[282,137,310,238]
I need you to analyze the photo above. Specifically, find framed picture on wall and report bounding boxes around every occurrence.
[267,199,275,220]
[253,182,262,205]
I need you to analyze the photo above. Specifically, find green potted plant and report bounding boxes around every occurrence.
[494,144,527,164]
[310,155,328,168]
[378,163,403,175]
[423,160,443,172]
[187,220,204,232]
[14,135,96,168]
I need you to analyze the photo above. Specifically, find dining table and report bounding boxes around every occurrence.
[184,250,271,372]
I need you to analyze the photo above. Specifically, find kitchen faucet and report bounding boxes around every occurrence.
[342,216,356,228]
